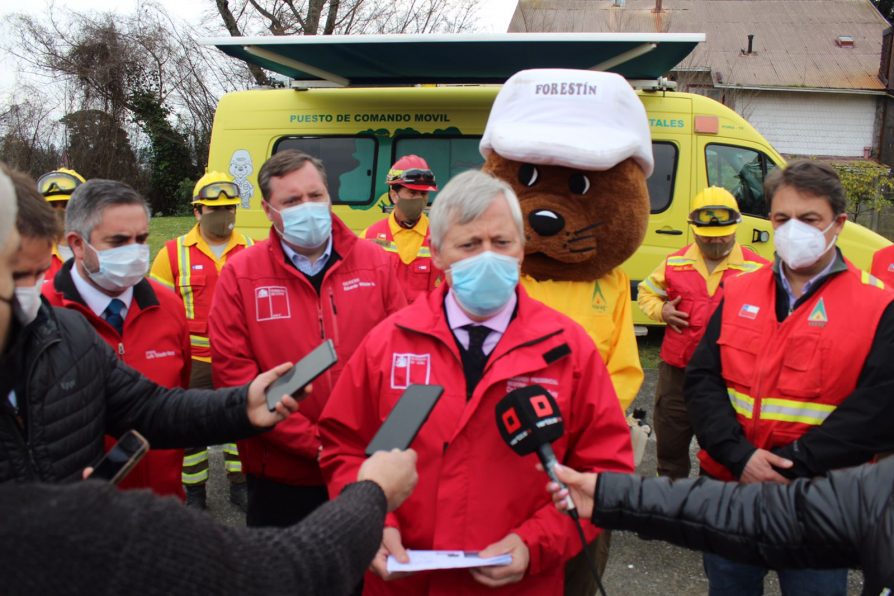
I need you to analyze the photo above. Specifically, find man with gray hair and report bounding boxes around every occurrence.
[320,169,634,596]
[43,178,196,498]
[0,169,20,403]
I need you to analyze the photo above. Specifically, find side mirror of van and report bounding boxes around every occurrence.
[752,229,770,243]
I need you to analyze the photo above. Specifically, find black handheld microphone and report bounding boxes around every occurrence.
[495,384,578,519]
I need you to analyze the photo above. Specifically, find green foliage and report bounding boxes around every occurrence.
[148,215,195,260]
[129,89,199,216]
[830,160,894,225]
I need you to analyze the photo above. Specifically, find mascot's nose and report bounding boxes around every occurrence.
[528,210,565,237]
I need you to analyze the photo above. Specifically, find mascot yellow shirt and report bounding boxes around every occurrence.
[521,268,643,412]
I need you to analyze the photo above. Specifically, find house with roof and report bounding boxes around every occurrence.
[508,0,891,162]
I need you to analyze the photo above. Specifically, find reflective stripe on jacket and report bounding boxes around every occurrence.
[659,245,766,368]
[697,261,893,481]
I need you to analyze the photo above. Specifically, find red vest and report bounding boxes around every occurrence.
[870,244,894,288]
[698,261,893,480]
[164,235,253,360]
[660,246,767,368]
[365,218,440,302]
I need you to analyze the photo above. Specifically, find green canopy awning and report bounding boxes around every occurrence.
[203,32,704,86]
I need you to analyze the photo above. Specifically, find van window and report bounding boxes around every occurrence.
[648,142,678,213]
[274,136,378,205]
[394,136,485,202]
[705,144,778,218]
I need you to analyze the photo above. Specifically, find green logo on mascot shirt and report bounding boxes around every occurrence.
[591,281,608,313]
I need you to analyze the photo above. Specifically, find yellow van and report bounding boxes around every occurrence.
[206,34,890,324]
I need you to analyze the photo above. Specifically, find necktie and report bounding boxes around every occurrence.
[103,298,125,335]
[461,324,491,400]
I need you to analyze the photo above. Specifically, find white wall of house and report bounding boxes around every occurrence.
[731,91,878,157]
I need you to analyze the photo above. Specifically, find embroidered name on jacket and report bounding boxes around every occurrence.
[255,286,291,321]
[145,350,176,360]
[342,278,376,292]
[391,353,431,389]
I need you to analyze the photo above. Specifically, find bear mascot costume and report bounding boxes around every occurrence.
[480,68,654,594]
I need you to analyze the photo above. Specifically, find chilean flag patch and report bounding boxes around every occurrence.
[738,304,760,320]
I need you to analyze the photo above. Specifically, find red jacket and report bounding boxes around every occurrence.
[660,246,767,368]
[698,262,893,481]
[319,285,634,596]
[364,216,441,302]
[209,217,407,486]
[870,244,894,287]
[44,261,190,498]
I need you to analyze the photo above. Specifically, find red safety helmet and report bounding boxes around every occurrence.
[386,155,438,192]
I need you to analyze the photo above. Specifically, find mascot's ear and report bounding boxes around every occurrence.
[517,163,540,188]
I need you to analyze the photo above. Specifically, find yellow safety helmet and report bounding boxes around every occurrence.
[37,168,86,203]
[688,187,742,238]
[192,171,241,206]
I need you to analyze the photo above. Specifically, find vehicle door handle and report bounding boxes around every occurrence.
[752,229,770,243]
[655,228,683,235]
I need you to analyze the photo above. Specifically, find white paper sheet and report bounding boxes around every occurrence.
[386,550,513,572]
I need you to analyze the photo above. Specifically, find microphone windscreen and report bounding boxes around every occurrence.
[495,384,564,456]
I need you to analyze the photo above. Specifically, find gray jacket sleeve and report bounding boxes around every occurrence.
[591,466,874,569]
[95,328,260,448]
[2,479,387,596]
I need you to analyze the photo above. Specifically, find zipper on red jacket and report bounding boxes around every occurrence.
[118,342,125,356]
[316,302,325,339]
[327,288,340,348]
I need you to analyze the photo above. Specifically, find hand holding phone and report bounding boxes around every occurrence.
[265,340,338,412]
[366,385,443,456]
[87,430,149,484]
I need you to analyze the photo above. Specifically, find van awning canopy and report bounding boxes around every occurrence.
[203,33,704,87]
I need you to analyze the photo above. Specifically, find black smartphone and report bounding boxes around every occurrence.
[89,430,150,484]
[365,385,444,456]
[265,339,338,411]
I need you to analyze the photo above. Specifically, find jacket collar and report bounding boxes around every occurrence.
[398,283,565,361]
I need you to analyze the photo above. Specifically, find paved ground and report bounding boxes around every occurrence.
[205,367,865,594]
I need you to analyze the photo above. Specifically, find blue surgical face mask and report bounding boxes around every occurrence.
[273,201,331,249]
[449,251,519,317]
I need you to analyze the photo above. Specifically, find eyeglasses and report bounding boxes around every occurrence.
[195,182,240,200]
[37,172,82,197]
[390,168,436,186]
[689,206,741,227]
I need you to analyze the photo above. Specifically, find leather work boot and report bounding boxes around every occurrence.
[229,481,248,512]
[184,484,207,510]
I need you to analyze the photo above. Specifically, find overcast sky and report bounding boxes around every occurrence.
[0,0,517,101]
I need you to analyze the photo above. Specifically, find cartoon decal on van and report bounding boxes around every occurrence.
[229,149,254,208]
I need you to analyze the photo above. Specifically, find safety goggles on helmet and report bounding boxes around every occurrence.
[388,168,436,187]
[688,205,742,228]
[37,172,82,198]
[194,181,240,202]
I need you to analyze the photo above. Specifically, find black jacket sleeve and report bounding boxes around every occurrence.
[591,465,873,571]
[773,302,894,477]
[684,300,757,477]
[95,329,259,449]
[2,479,387,596]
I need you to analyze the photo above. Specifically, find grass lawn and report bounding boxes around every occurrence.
[636,328,664,369]
[148,215,195,260]
[146,216,667,366]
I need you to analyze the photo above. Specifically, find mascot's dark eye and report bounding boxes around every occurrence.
[518,164,540,187]
[569,173,591,195]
